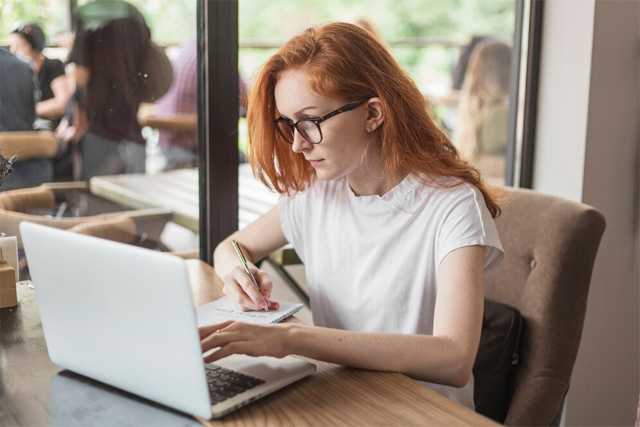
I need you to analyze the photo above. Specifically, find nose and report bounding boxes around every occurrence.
[290,129,312,154]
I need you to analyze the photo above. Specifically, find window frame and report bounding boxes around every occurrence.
[198,0,239,264]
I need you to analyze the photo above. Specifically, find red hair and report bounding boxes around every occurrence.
[247,22,502,217]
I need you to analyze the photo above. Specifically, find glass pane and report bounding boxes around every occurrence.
[239,0,517,186]
[0,0,199,262]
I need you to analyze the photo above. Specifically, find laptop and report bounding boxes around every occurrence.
[20,221,316,419]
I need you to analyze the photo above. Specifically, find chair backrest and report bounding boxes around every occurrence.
[484,187,606,426]
[0,131,57,161]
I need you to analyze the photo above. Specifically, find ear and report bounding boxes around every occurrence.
[364,97,384,133]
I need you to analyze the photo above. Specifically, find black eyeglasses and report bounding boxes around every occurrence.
[274,99,367,144]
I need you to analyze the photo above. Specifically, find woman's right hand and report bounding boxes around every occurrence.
[221,264,280,312]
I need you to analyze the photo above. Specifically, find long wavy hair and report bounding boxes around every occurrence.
[454,38,512,160]
[82,17,149,143]
[247,22,502,217]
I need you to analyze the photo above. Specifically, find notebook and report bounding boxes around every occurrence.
[197,296,304,326]
[20,222,316,420]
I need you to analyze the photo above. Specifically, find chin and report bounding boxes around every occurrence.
[314,168,340,182]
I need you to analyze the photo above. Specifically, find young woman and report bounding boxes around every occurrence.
[453,38,512,161]
[10,23,70,121]
[200,22,504,410]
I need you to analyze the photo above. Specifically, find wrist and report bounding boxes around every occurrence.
[283,323,307,356]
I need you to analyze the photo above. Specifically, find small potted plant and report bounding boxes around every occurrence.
[0,149,16,189]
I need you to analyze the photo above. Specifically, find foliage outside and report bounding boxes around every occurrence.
[1,0,514,86]
[1,0,515,158]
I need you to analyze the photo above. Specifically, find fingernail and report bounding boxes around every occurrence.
[263,290,271,300]
[259,301,268,309]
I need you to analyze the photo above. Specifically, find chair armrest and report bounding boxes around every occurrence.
[0,131,58,160]
[68,216,138,244]
[0,186,55,212]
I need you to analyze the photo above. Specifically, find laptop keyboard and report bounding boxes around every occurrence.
[205,365,266,405]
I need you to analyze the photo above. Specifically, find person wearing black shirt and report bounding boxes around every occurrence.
[10,23,70,122]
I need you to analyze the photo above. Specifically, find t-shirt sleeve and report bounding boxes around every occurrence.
[48,59,66,81]
[278,190,308,263]
[437,185,504,276]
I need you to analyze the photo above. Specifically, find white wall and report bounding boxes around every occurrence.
[532,0,595,201]
[533,0,640,425]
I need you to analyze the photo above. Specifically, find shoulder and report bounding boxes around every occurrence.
[43,57,66,77]
[435,180,489,216]
[437,180,484,203]
[428,180,503,274]
[397,176,493,229]
[403,175,484,209]
[1,50,33,73]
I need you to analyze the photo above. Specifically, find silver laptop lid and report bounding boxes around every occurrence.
[20,222,212,419]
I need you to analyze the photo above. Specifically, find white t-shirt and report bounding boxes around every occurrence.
[278,174,504,410]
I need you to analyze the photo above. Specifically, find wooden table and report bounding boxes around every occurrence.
[1,260,498,426]
[89,164,279,232]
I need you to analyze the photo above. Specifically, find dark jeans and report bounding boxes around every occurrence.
[79,132,145,180]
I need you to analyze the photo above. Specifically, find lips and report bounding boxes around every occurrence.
[307,159,324,167]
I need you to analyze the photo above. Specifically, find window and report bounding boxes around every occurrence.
[200,0,542,256]
[0,0,542,262]
[1,0,201,255]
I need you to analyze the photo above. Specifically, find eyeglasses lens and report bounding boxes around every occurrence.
[276,120,321,144]
[297,121,321,143]
[275,121,294,143]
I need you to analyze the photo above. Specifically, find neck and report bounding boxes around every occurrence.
[346,148,395,197]
[33,54,45,73]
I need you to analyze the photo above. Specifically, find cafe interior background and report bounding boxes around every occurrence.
[0,0,637,425]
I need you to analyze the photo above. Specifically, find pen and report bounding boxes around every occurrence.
[231,240,268,311]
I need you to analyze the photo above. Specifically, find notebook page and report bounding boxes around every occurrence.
[196,296,304,327]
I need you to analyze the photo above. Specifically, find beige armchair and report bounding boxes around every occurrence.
[483,187,606,426]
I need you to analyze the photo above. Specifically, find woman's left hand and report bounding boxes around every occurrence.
[199,321,293,363]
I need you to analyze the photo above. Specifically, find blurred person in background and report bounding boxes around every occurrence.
[153,40,198,170]
[152,39,248,169]
[451,35,490,92]
[10,23,70,126]
[0,48,38,131]
[57,0,172,180]
[452,38,511,163]
[353,16,385,44]
[0,48,54,190]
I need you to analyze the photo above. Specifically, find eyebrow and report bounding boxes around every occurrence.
[280,105,318,119]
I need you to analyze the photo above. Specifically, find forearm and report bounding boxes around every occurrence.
[213,206,288,280]
[142,114,197,131]
[287,324,475,388]
[213,235,247,278]
[36,98,66,118]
